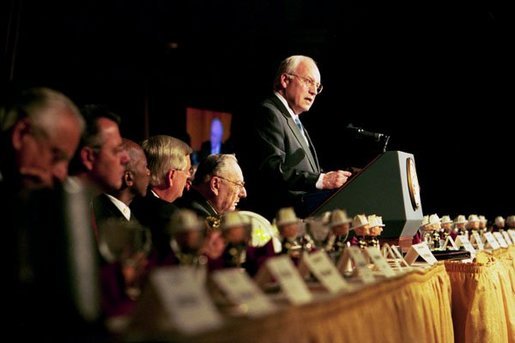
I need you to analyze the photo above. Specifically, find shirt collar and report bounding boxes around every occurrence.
[105,193,131,221]
[274,91,300,121]
[150,189,160,199]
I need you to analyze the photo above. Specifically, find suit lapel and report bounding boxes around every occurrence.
[270,96,318,172]
[304,129,320,172]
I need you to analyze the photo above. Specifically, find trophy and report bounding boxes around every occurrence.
[168,209,208,268]
[350,214,370,250]
[466,214,481,241]
[97,218,152,300]
[275,207,305,263]
[453,215,468,237]
[220,212,252,269]
[323,209,351,262]
[367,215,384,249]
[440,215,453,244]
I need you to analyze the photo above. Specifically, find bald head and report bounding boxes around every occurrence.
[121,138,150,199]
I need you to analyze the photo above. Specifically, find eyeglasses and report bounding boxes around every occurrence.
[287,73,323,94]
[174,167,193,177]
[214,175,245,189]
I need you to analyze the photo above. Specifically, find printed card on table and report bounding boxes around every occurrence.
[338,246,376,284]
[366,246,396,278]
[508,230,515,243]
[470,231,485,250]
[257,255,313,305]
[493,232,509,248]
[501,231,513,245]
[404,242,438,266]
[381,244,403,270]
[483,232,501,250]
[381,244,411,270]
[391,244,412,269]
[211,269,277,318]
[455,235,476,258]
[301,250,349,293]
[442,236,458,250]
[149,266,223,334]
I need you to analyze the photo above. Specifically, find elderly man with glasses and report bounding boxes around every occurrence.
[177,153,247,221]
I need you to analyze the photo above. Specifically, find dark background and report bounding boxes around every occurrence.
[2,0,513,220]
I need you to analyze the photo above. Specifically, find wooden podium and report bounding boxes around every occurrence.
[309,151,423,240]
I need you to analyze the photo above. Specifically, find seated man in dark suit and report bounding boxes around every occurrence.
[92,138,151,319]
[93,138,150,225]
[176,153,247,266]
[131,135,193,265]
[69,105,129,198]
[238,55,352,220]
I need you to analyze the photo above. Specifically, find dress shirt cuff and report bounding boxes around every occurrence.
[315,173,324,190]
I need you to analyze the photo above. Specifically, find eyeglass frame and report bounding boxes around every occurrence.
[173,166,193,177]
[286,73,323,94]
[213,175,245,189]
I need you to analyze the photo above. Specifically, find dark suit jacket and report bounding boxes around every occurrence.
[241,94,322,219]
[175,187,217,219]
[92,193,128,225]
[130,190,179,264]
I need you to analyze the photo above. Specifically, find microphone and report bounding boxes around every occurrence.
[346,123,388,142]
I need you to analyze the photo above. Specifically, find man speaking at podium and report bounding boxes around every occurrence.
[239,55,351,219]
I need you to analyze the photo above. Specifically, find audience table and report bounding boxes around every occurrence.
[127,263,454,342]
[444,245,515,343]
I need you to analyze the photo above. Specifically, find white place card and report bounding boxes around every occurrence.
[501,231,513,245]
[508,229,515,243]
[338,246,376,284]
[483,232,501,250]
[404,242,438,265]
[470,231,485,250]
[366,246,396,277]
[301,250,349,293]
[391,245,412,268]
[211,269,276,318]
[442,236,458,250]
[455,235,476,258]
[493,232,509,248]
[381,244,402,270]
[151,266,222,334]
[263,255,312,305]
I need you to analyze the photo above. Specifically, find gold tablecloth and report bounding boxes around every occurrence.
[179,264,454,343]
[444,246,515,343]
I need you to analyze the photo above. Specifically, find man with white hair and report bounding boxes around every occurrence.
[177,153,247,219]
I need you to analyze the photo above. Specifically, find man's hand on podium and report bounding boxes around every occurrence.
[321,170,352,189]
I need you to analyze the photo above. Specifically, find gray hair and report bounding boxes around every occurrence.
[1,87,84,135]
[142,135,192,186]
[193,154,239,186]
[273,55,318,91]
